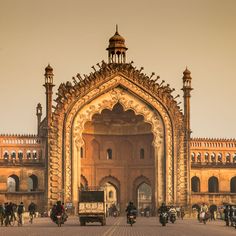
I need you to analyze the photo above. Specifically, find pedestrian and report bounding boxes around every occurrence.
[0,203,5,226]
[17,202,25,226]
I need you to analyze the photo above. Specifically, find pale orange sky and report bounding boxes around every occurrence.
[0,0,235,138]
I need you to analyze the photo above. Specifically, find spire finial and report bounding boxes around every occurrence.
[116,24,118,33]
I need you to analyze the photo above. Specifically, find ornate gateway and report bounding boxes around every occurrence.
[46,28,190,212]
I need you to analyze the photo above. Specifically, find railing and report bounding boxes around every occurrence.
[191,162,236,168]
[0,159,45,166]
[0,190,44,194]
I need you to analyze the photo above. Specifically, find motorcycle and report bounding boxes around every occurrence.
[160,212,168,226]
[56,214,62,227]
[127,210,137,227]
[169,213,176,223]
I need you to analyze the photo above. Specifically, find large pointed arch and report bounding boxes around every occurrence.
[48,65,186,209]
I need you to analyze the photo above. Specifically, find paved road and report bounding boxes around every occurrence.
[1,216,236,236]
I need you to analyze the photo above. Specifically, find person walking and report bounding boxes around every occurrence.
[17,202,25,226]
[0,203,5,226]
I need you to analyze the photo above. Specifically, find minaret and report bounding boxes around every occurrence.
[43,64,54,129]
[43,64,54,212]
[106,25,128,64]
[182,67,193,138]
[36,103,42,135]
[181,67,193,207]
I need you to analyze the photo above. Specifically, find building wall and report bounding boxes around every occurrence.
[0,135,46,211]
[190,138,236,206]
[81,133,155,212]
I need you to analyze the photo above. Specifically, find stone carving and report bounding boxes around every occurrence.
[48,63,185,206]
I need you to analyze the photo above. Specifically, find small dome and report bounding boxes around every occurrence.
[107,26,127,50]
[45,64,53,72]
[109,31,125,43]
[44,64,54,77]
[183,67,191,75]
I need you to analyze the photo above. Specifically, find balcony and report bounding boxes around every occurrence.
[0,159,45,167]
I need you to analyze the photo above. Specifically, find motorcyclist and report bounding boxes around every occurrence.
[54,201,65,224]
[168,205,177,223]
[158,202,168,214]
[158,202,169,225]
[169,205,177,214]
[125,201,137,223]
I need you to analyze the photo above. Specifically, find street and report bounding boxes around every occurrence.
[1,216,236,236]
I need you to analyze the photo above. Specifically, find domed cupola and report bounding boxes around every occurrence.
[106,25,128,64]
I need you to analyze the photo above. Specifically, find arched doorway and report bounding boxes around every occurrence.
[230,176,236,193]
[7,175,19,192]
[28,174,38,191]
[133,175,153,214]
[137,183,152,214]
[99,176,120,211]
[80,102,155,212]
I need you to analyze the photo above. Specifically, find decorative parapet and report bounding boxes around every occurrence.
[190,137,236,149]
[0,134,42,145]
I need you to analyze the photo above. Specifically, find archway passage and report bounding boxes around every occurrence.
[28,175,38,191]
[80,103,155,212]
[7,175,19,192]
[137,183,152,215]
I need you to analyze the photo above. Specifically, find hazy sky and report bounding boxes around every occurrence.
[0,0,235,138]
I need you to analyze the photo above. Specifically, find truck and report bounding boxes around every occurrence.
[78,188,106,226]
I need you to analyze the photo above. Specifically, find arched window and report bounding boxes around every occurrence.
[205,153,209,163]
[7,175,19,192]
[28,175,38,191]
[208,176,219,193]
[11,151,16,159]
[33,150,37,159]
[191,176,200,192]
[191,153,195,162]
[226,153,231,163]
[109,191,113,199]
[197,153,201,162]
[218,153,222,163]
[230,177,236,193]
[27,151,31,159]
[140,148,144,159]
[233,153,236,163]
[18,151,23,160]
[107,149,112,160]
[211,153,216,162]
[4,151,9,160]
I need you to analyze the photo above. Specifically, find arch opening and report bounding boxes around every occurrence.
[7,175,19,192]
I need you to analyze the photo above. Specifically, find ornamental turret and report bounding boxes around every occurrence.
[43,64,54,129]
[36,103,42,135]
[182,67,193,139]
[106,25,128,64]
